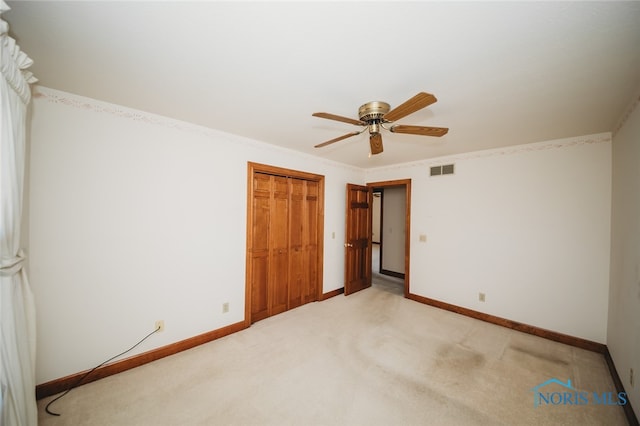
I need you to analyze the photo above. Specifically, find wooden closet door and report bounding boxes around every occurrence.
[270,176,289,316]
[250,173,272,322]
[288,178,304,309]
[250,173,289,321]
[247,163,324,324]
[303,181,319,304]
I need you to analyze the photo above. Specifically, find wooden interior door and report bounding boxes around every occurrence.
[345,183,372,295]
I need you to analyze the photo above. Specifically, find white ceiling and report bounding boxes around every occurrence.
[5,1,640,169]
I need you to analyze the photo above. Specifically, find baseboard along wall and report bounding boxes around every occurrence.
[35,321,247,400]
[407,292,638,426]
[35,289,638,426]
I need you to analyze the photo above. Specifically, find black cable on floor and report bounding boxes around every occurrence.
[45,326,161,416]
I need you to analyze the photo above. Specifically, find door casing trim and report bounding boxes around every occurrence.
[367,179,411,297]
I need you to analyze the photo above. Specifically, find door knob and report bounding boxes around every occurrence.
[344,243,353,248]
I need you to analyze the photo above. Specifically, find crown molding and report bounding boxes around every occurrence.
[32,86,362,174]
[365,132,611,175]
[613,90,640,137]
[33,86,610,177]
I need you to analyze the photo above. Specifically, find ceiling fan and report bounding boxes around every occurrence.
[312,92,448,155]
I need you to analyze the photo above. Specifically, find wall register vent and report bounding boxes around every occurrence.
[430,164,455,176]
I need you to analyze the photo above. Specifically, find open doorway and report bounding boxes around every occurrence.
[367,179,411,297]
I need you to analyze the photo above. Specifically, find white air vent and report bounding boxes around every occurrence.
[430,164,455,176]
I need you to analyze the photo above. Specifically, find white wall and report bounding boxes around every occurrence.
[27,88,363,384]
[27,87,616,387]
[381,186,406,274]
[366,134,612,343]
[608,97,640,418]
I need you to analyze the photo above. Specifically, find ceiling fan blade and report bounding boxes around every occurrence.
[312,112,366,126]
[314,131,361,148]
[369,133,384,155]
[390,124,449,137]
[384,92,437,122]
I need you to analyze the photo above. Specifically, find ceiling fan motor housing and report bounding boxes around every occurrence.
[358,101,390,134]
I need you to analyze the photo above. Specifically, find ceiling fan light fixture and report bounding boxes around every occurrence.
[312,92,448,156]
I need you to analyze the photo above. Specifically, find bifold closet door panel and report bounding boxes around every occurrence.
[303,181,319,304]
[270,176,289,316]
[250,173,272,322]
[250,171,321,323]
[288,178,305,309]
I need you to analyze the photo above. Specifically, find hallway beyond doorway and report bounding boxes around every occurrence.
[372,243,403,295]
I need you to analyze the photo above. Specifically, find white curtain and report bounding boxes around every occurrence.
[0,1,38,425]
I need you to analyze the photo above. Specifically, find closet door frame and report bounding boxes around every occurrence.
[245,162,325,326]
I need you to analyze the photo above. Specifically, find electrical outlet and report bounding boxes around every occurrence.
[222,302,229,313]
[479,292,486,302]
[631,368,635,388]
[155,320,164,332]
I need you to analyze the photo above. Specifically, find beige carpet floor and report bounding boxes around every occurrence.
[37,276,627,426]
